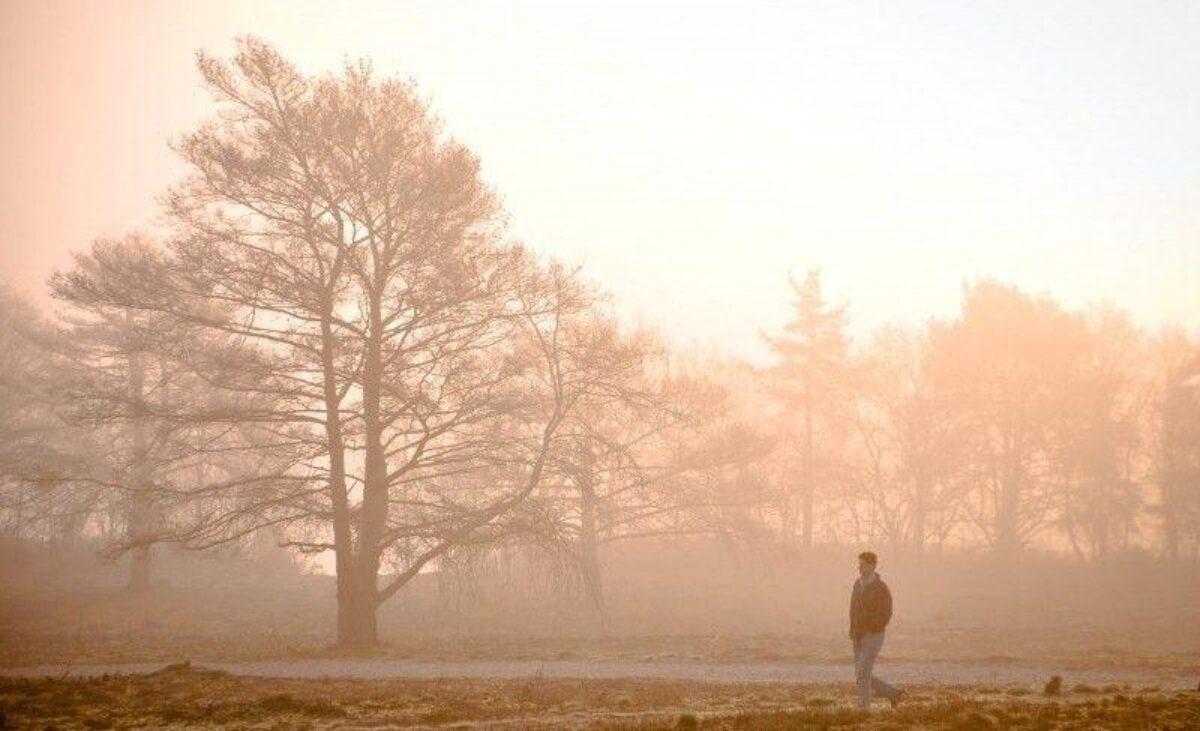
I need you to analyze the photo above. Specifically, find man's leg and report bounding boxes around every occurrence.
[857,632,893,708]
[861,632,897,704]
[852,636,870,709]
[871,673,897,701]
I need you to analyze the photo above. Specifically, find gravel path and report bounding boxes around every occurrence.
[2,658,1196,689]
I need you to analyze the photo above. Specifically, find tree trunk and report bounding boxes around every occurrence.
[1161,481,1180,561]
[577,448,605,616]
[125,341,153,592]
[801,394,814,549]
[127,544,152,592]
[579,512,605,615]
[995,475,1021,556]
[994,434,1022,557]
[911,472,927,557]
[319,294,360,648]
[781,495,796,541]
[13,485,23,558]
[336,573,379,648]
[347,283,388,648]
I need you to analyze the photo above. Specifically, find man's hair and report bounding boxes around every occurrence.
[858,551,878,565]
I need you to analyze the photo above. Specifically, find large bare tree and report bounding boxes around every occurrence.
[68,38,620,646]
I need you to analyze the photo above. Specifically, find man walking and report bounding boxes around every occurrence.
[849,551,905,709]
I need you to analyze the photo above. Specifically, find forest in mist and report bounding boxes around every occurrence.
[2,38,1199,657]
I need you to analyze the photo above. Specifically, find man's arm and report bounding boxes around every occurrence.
[848,583,858,638]
[879,583,893,629]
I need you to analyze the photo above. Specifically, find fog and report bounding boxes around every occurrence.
[1,5,1198,728]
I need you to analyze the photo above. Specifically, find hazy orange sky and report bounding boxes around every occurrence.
[1,0,1197,360]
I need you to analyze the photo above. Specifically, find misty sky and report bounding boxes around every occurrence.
[1,0,1197,361]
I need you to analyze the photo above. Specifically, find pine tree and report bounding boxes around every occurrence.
[763,270,851,548]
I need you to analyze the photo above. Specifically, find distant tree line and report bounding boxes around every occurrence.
[1,39,1197,647]
[758,272,1200,562]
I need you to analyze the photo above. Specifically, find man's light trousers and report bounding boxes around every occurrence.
[852,631,896,709]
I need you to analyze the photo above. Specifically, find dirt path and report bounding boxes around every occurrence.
[2,658,1196,689]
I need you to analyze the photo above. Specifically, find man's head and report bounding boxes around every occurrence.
[857,551,878,578]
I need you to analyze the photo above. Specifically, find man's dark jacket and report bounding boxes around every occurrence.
[849,574,892,639]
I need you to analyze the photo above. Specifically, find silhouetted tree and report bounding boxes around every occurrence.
[763,270,852,548]
[77,39,618,646]
[50,235,226,589]
[1052,309,1144,561]
[0,285,84,550]
[1153,332,1200,561]
[845,327,970,553]
[520,345,767,616]
[927,282,1090,555]
[517,322,666,614]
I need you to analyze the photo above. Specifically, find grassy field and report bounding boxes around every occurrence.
[2,581,1198,671]
[6,542,1200,671]
[2,662,1198,730]
[3,549,1199,727]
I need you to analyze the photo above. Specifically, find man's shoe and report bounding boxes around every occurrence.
[889,689,908,709]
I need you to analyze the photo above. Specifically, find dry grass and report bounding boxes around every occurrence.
[3,583,1198,671]
[3,552,1199,727]
[5,547,1200,672]
[1,663,1198,730]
